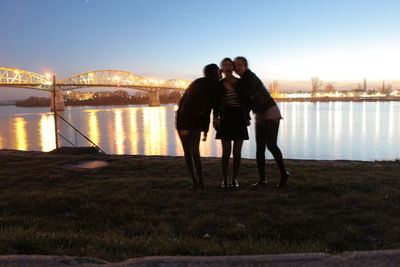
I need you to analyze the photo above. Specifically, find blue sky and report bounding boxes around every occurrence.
[1,0,400,99]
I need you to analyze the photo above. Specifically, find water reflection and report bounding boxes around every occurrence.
[142,107,167,156]
[388,102,393,139]
[39,114,55,152]
[14,117,28,150]
[87,110,100,146]
[114,109,125,155]
[375,102,380,139]
[333,102,342,158]
[362,101,367,138]
[315,101,320,142]
[128,108,139,155]
[348,101,353,136]
[0,103,399,160]
[303,103,308,139]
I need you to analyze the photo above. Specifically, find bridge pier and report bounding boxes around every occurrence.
[51,88,65,111]
[148,90,160,106]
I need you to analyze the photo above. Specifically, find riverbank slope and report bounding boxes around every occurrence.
[0,149,399,262]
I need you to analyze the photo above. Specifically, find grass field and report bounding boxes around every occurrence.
[0,150,399,261]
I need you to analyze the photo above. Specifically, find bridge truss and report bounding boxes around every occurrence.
[0,67,191,92]
[0,67,52,91]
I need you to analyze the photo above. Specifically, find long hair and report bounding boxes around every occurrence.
[234,56,248,67]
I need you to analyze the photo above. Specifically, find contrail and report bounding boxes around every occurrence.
[176,11,208,22]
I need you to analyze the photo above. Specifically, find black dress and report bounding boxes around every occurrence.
[214,79,249,140]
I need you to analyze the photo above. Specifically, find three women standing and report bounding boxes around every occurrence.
[177,57,288,190]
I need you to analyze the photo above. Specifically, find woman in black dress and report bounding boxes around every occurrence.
[176,64,221,190]
[213,58,250,188]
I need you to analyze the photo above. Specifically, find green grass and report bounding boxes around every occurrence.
[0,150,399,261]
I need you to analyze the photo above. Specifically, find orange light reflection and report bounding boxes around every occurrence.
[88,110,100,145]
[14,117,28,151]
[129,108,139,155]
[142,107,167,155]
[114,109,125,154]
[39,114,55,152]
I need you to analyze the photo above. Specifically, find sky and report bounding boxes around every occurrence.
[1,0,400,99]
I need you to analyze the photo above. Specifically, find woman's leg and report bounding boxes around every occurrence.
[265,120,288,181]
[256,122,268,182]
[178,130,196,186]
[232,140,243,183]
[189,130,203,187]
[221,139,232,185]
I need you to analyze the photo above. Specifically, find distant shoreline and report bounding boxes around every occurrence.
[276,97,400,102]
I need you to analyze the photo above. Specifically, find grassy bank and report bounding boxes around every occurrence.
[0,150,399,261]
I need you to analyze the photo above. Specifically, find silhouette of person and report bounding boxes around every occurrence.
[233,56,289,188]
[176,64,221,190]
[213,58,250,188]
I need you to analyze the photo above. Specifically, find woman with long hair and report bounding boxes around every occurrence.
[176,64,221,190]
[213,58,249,188]
[234,56,289,188]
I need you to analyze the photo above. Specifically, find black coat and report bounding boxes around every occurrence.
[176,77,216,132]
[241,69,276,113]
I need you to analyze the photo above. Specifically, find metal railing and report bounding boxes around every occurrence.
[55,111,106,154]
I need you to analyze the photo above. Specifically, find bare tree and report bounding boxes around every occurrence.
[386,83,393,94]
[324,82,335,92]
[269,80,280,98]
[311,77,323,93]
[363,78,367,91]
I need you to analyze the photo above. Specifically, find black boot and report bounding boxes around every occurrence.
[189,179,199,190]
[198,177,205,190]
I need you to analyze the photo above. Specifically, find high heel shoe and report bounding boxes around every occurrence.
[252,180,268,188]
[221,180,229,189]
[277,171,290,188]
[231,178,239,188]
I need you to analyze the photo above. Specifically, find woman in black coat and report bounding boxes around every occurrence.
[176,64,221,189]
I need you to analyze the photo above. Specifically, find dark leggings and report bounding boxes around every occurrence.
[255,120,287,181]
[178,129,202,183]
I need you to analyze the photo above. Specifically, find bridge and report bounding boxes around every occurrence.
[0,67,191,110]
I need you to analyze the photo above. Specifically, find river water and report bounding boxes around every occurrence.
[0,102,399,161]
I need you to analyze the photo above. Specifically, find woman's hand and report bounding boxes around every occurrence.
[213,118,221,130]
[202,132,207,141]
